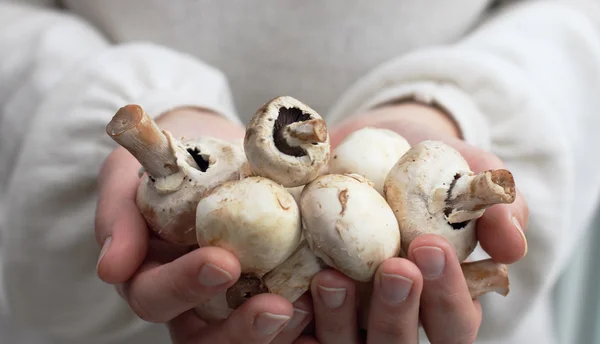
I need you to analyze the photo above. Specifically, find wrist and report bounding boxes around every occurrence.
[155,106,245,143]
[372,102,461,138]
[331,102,461,148]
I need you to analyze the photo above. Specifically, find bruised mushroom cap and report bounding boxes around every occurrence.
[300,174,401,282]
[196,176,302,277]
[328,127,411,195]
[384,141,515,262]
[244,96,330,187]
[136,134,247,245]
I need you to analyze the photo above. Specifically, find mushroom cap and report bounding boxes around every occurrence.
[137,135,247,245]
[300,174,400,282]
[383,140,477,262]
[196,176,302,276]
[328,127,411,195]
[244,96,330,187]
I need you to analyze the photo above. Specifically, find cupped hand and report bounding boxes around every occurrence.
[297,102,529,344]
[94,108,313,343]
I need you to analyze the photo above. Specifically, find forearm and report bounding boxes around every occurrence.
[328,0,600,340]
[0,5,241,338]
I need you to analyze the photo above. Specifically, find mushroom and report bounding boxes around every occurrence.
[328,127,411,195]
[195,176,303,310]
[243,96,330,187]
[261,173,401,303]
[383,140,515,262]
[461,258,510,298]
[106,104,247,245]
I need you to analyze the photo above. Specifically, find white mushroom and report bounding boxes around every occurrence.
[383,140,515,262]
[261,173,401,303]
[243,96,330,187]
[195,176,302,309]
[106,105,246,245]
[328,127,411,195]
[302,174,401,280]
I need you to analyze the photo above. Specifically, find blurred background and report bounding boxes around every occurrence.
[554,207,600,344]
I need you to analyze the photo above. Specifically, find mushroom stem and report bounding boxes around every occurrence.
[461,259,509,298]
[225,273,269,309]
[283,118,328,144]
[106,105,194,178]
[262,240,327,302]
[445,169,516,223]
[223,240,325,307]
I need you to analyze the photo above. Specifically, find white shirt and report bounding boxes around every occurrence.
[1,0,600,343]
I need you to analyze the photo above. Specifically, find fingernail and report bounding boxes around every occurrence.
[318,285,346,309]
[198,263,233,287]
[254,312,291,336]
[512,216,528,258]
[96,236,112,270]
[380,273,413,304]
[283,308,309,332]
[412,246,446,279]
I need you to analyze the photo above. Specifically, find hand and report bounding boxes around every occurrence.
[94,107,314,343]
[303,102,529,344]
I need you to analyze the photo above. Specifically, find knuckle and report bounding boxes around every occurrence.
[128,291,161,323]
[371,316,408,338]
[320,320,350,336]
[167,268,199,305]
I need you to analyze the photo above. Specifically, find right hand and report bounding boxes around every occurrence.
[94,107,314,343]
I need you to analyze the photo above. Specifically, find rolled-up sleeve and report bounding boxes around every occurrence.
[328,0,600,340]
[0,2,240,342]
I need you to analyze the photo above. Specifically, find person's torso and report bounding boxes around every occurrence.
[63,0,492,121]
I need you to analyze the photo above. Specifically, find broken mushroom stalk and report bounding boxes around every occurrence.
[106,104,247,245]
[383,140,515,296]
[328,127,411,195]
[243,96,331,187]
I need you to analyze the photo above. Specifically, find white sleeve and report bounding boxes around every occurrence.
[327,0,600,339]
[0,2,240,342]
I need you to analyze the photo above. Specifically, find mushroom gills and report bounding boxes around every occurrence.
[273,107,315,157]
[185,147,210,172]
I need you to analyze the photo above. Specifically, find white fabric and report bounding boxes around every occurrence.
[0,0,599,343]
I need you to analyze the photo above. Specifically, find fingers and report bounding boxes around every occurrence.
[197,293,295,344]
[293,337,320,344]
[450,142,529,264]
[95,148,148,284]
[408,234,481,344]
[311,269,360,344]
[366,258,423,344]
[271,294,314,344]
[477,189,529,263]
[122,246,241,323]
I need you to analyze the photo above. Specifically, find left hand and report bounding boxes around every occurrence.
[290,102,529,344]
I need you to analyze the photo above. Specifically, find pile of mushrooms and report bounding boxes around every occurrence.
[106,96,516,326]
